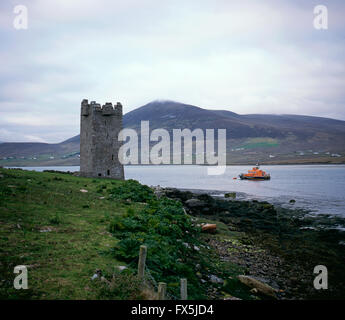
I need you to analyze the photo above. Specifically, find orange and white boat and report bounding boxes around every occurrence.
[239,164,270,180]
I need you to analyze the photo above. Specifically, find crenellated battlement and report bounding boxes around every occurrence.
[81,99,122,116]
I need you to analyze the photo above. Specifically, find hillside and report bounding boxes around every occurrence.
[1,168,344,299]
[0,168,252,300]
[1,100,345,166]
[124,101,285,139]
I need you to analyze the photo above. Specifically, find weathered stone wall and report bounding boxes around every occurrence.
[80,99,124,179]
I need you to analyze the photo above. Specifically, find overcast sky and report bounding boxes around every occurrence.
[0,0,344,143]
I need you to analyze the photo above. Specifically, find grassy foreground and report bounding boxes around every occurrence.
[0,168,133,299]
[0,168,251,300]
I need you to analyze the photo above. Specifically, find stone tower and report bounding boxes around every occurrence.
[80,99,124,179]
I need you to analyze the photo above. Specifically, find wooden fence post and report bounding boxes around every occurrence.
[138,245,147,279]
[158,282,167,300]
[180,278,187,300]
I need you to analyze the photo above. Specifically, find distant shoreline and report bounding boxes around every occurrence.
[2,161,345,168]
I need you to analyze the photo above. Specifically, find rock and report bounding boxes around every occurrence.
[182,242,191,249]
[154,188,164,199]
[91,269,102,280]
[290,277,298,284]
[223,294,241,300]
[91,274,99,280]
[163,188,194,202]
[193,245,200,251]
[39,227,52,233]
[238,275,277,298]
[185,198,205,208]
[116,266,127,272]
[289,199,296,204]
[225,192,236,199]
[209,275,224,284]
[80,189,88,193]
[201,224,217,233]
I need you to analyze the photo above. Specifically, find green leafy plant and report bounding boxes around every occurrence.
[108,179,154,203]
[109,195,208,299]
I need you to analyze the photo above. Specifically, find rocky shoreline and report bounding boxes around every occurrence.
[154,186,345,300]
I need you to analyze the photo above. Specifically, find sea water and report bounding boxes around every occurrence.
[8,164,345,217]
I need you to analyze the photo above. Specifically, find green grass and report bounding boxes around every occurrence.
[0,168,135,299]
[240,138,279,149]
[0,168,251,300]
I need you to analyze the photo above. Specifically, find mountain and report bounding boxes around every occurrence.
[1,100,345,165]
[123,101,285,139]
[0,136,81,166]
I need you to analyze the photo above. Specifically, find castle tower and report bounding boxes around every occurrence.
[80,99,124,179]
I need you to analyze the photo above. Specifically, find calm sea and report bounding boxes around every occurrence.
[8,165,345,217]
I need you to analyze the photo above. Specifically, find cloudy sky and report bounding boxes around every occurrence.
[0,0,344,143]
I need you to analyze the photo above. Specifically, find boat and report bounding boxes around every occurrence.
[239,164,270,180]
